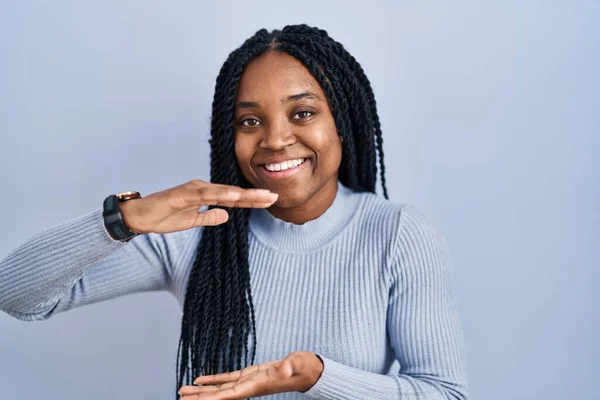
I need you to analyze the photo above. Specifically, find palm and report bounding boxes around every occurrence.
[178,353,317,399]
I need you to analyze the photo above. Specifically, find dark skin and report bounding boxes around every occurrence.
[178,51,341,398]
[234,51,342,225]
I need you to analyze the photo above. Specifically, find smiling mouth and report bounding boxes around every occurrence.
[257,158,310,179]
[261,158,308,172]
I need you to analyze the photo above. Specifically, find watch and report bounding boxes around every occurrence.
[102,191,142,243]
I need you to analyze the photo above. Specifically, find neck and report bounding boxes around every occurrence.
[266,176,339,225]
[248,180,361,251]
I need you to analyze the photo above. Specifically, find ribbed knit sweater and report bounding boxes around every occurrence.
[0,182,468,399]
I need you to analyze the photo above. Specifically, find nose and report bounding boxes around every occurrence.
[259,119,296,151]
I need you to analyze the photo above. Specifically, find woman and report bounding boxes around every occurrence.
[0,25,467,399]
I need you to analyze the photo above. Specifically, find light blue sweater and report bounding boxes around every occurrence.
[0,182,468,399]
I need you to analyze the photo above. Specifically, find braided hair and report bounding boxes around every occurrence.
[176,24,388,391]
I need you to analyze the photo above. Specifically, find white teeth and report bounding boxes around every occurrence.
[264,158,305,172]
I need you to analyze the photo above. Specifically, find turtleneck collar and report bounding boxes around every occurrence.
[248,182,362,252]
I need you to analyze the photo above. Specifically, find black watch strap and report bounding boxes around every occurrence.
[103,194,139,243]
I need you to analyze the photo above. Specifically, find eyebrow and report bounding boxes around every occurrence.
[235,91,322,110]
[285,91,322,103]
[236,101,260,110]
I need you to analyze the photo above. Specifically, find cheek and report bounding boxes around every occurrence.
[325,136,343,172]
[234,134,250,159]
[312,126,342,171]
[234,135,254,174]
[234,135,242,162]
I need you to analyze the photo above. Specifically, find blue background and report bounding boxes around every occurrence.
[0,1,597,399]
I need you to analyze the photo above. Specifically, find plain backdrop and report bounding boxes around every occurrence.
[0,1,597,399]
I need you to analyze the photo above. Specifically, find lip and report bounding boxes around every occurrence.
[256,158,311,180]
[256,156,311,166]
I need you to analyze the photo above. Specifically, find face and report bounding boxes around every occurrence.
[234,51,342,213]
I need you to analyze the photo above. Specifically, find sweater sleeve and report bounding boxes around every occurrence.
[0,209,190,321]
[303,205,468,399]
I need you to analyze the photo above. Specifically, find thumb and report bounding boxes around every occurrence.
[273,359,294,378]
[187,208,229,228]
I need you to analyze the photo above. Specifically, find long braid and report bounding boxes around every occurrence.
[279,26,383,193]
[175,24,389,397]
[276,41,363,191]
[320,36,388,198]
[297,35,376,188]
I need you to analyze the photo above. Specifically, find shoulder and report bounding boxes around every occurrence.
[359,191,443,233]
[350,190,409,237]
[353,191,449,263]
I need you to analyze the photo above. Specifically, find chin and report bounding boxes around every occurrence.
[271,186,313,208]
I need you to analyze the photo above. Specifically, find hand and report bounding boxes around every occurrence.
[119,179,278,234]
[178,351,324,399]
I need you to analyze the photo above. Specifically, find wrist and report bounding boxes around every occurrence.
[119,200,142,234]
[313,353,324,380]
[102,193,142,242]
[296,351,324,392]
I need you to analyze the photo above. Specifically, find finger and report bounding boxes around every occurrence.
[194,363,291,400]
[230,198,282,209]
[194,209,229,227]
[205,191,278,209]
[196,382,235,393]
[223,201,276,209]
[180,186,241,208]
[193,369,246,385]
[178,385,213,396]
[183,187,278,209]
[178,384,224,396]
[193,361,277,385]
[200,376,266,400]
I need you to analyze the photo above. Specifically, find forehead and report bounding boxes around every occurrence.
[236,51,324,101]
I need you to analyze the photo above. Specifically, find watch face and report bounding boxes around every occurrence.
[116,191,141,201]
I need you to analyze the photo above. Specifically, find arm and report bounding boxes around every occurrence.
[0,181,278,321]
[0,209,191,321]
[303,205,468,399]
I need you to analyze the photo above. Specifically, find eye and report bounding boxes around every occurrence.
[292,110,314,120]
[240,118,261,127]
